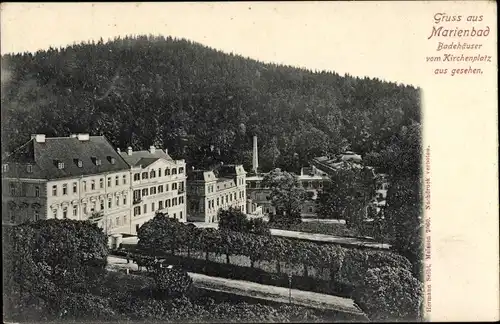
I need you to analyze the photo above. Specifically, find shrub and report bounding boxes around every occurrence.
[153,267,194,299]
[353,266,423,321]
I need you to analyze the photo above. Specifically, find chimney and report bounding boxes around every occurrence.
[164,148,168,155]
[77,133,90,141]
[127,146,133,156]
[252,135,259,173]
[117,148,121,153]
[31,134,46,143]
[149,146,156,154]
[69,134,77,138]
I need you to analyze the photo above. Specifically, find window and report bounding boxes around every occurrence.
[2,164,8,172]
[123,215,127,224]
[173,198,178,206]
[116,217,120,226]
[217,197,220,206]
[308,206,314,213]
[173,213,177,219]
[62,207,68,219]
[142,172,148,180]
[123,196,127,205]
[73,205,78,217]
[83,203,88,214]
[62,184,68,195]
[116,196,120,207]
[107,177,111,188]
[142,188,148,196]
[166,199,171,207]
[90,202,96,212]
[143,204,147,214]
[91,180,96,190]
[123,175,127,185]
[165,168,170,176]
[115,176,119,186]
[58,162,65,169]
[165,183,169,191]
[110,157,116,165]
[134,190,141,201]
[27,164,33,173]
[34,210,40,221]
[73,182,77,194]
[83,181,87,192]
[179,167,184,174]
[172,168,177,175]
[35,186,40,197]
[53,209,57,219]
[158,169,162,177]
[108,198,112,209]
[179,182,184,192]
[180,211,183,220]
[159,201,164,209]
[179,196,184,204]
[52,185,57,196]
[150,170,156,178]
[100,200,104,210]
[134,206,141,216]
[77,160,83,168]
[134,173,140,181]
[150,187,157,195]
[151,202,155,211]
[158,185,164,193]
[172,183,178,190]
[136,224,140,233]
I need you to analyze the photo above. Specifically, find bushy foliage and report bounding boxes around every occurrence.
[153,267,194,299]
[4,219,109,319]
[353,266,423,321]
[218,207,270,235]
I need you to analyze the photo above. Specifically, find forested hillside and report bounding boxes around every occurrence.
[1,35,420,172]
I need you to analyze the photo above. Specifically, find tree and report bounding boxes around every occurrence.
[137,213,184,256]
[5,219,108,314]
[261,168,306,224]
[218,207,270,235]
[317,162,376,229]
[218,207,248,232]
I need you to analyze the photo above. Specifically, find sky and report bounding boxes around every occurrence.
[1,2,431,86]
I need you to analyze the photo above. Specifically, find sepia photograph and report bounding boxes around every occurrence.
[2,2,497,323]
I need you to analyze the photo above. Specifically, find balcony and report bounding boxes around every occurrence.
[133,198,142,205]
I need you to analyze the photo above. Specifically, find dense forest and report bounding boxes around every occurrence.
[1,35,420,173]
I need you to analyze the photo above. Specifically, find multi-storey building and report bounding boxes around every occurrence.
[245,136,330,218]
[1,134,132,237]
[246,165,330,218]
[120,146,187,233]
[187,164,246,223]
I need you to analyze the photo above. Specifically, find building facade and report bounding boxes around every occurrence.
[119,146,187,233]
[2,134,132,237]
[246,165,330,218]
[187,164,246,223]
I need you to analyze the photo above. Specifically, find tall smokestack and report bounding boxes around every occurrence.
[252,135,259,173]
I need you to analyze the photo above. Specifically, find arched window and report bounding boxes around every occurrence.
[165,168,170,176]
[150,170,156,178]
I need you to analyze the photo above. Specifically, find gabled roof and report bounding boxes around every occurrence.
[2,136,129,180]
[119,149,173,167]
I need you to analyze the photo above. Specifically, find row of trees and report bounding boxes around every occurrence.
[3,219,330,322]
[137,213,422,320]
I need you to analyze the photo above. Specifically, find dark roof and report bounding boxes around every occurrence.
[2,136,129,180]
[119,149,173,167]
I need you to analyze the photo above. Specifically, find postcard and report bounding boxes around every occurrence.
[1,2,498,322]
